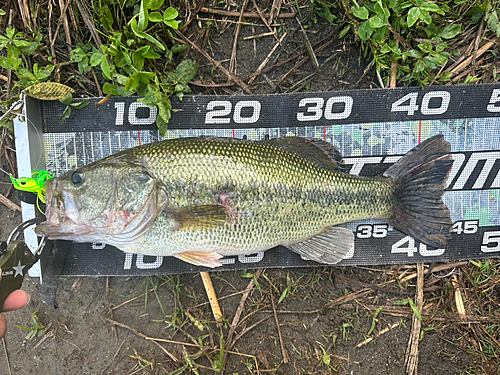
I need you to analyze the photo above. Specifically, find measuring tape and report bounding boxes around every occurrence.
[19,83,500,276]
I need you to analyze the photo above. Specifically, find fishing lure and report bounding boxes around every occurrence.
[11,170,53,212]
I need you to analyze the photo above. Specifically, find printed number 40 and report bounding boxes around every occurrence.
[391,91,450,116]
[391,236,445,257]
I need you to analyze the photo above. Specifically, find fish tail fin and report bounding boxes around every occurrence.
[384,135,453,248]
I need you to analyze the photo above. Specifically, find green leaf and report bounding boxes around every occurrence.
[131,26,166,50]
[164,19,178,29]
[439,24,461,39]
[278,289,288,304]
[99,5,114,29]
[101,57,112,80]
[21,41,40,56]
[125,72,140,91]
[358,21,374,40]
[138,89,156,107]
[143,49,161,59]
[468,6,485,25]
[60,106,72,121]
[172,59,198,84]
[419,1,444,15]
[156,112,167,136]
[407,7,419,27]
[487,10,500,37]
[408,298,422,321]
[368,15,385,28]
[374,2,390,20]
[164,7,178,20]
[339,24,351,39]
[103,83,125,96]
[138,71,155,84]
[6,28,15,39]
[157,95,172,136]
[174,83,190,93]
[149,11,163,22]
[70,48,87,63]
[34,65,55,81]
[372,26,389,41]
[171,44,189,54]
[132,51,145,71]
[70,100,90,109]
[89,52,104,67]
[138,0,149,32]
[418,8,432,25]
[147,0,164,10]
[351,6,369,20]
[15,67,36,81]
[0,9,6,16]
[60,92,73,105]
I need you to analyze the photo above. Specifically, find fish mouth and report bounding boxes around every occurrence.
[35,179,92,240]
[35,178,159,246]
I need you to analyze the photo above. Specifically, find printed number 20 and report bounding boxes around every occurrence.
[205,100,261,124]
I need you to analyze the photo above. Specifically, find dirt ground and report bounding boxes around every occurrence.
[1,3,499,375]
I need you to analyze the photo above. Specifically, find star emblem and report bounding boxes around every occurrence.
[13,260,25,278]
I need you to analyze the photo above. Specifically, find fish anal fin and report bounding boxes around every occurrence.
[174,251,223,268]
[286,227,354,264]
[264,137,345,171]
[164,204,229,231]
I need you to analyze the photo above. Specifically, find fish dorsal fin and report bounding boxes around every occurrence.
[163,204,229,231]
[286,227,354,264]
[264,137,345,171]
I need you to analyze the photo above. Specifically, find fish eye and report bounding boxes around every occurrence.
[71,171,85,186]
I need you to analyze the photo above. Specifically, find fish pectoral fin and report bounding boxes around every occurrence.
[174,251,223,268]
[165,204,229,231]
[286,227,354,264]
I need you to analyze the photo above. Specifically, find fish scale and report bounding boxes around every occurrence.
[123,137,394,256]
[36,135,453,268]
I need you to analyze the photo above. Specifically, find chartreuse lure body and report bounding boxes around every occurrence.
[11,170,53,210]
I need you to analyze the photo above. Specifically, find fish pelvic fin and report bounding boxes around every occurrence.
[174,251,223,268]
[286,227,354,264]
[384,134,453,248]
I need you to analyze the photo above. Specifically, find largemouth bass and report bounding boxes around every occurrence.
[35,135,452,267]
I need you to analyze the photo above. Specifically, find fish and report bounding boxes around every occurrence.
[35,135,453,268]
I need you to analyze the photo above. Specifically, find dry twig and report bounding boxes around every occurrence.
[0,193,21,212]
[450,37,499,76]
[405,263,424,375]
[172,29,251,94]
[270,286,289,364]
[452,274,466,321]
[200,271,223,325]
[296,17,319,70]
[2,337,12,375]
[200,7,295,19]
[227,269,263,349]
[103,317,180,361]
[229,0,250,74]
[249,32,287,84]
[356,322,400,348]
